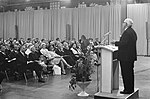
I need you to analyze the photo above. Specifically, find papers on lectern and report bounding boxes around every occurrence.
[95,45,118,52]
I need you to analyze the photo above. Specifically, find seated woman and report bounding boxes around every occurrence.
[70,42,83,60]
[40,43,72,75]
[55,42,76,66]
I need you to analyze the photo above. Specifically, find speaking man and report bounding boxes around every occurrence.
[111,18,137,94]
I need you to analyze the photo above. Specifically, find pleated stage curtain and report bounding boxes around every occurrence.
[127,4,148,55]
[17,10,34,40]
[34,10,44,40]
[72,8,79,40]
[147,4,150,55]
[0,13,4,38]
[43,10,50,40]
[109,4,121,42]
[3,12,16,39]
[0,5,121,43]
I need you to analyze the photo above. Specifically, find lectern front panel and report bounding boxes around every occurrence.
[101,49,113,93]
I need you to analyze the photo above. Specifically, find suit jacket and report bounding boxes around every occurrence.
[18,40,24,45]
[0,51,8,66]
[115,27,137,61]
[55,49,64,56]
[28,51,40,61]
[16,51,28,65]
[94,41,100,46]
[63,48,75,57]
[8,50,18,60]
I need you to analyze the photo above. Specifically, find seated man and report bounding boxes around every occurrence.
[16,45,45,83]
[0,45,7,92]
[16,45,28,75]
[7,44,18,75]
[28,45,45,83]
[0,44,9,72]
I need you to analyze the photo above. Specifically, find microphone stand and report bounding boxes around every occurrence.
[101,31,111,45]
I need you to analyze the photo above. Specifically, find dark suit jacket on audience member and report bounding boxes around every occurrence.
[0,51,8,71]
[16,51,28,73]
[55,48,76,66]
[28,51,40,62]
[7,50,18,72]
[55,49,64,56]
[28,52,42,76]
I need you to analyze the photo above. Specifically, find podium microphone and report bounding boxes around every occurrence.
[101,31,111,45]
[103,31,111,37]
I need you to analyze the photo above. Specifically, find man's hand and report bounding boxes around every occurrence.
[111,41,116,44]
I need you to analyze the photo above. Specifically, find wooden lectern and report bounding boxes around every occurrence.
[100,45,119,93]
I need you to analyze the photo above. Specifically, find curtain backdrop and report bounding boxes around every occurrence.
[127,4,148,55]
[109,4,121,42]
[0,13,3,38]
[0,5,121,43]
[147,4,150,55]
[34,10,44,40]
[3,12,16,39]
[17,10,34,40]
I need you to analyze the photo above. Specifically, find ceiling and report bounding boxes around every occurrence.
[0,0,150,5]
[0,0,109,6]
[0,0,111,11]
[0,0,149,11]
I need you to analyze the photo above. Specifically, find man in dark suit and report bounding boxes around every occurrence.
[0,45,7,91]
[112,18,137,94]
[28,46,45,83]
[17,45,45,83]
[16,45,28,76]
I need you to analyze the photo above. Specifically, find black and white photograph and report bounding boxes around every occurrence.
[0,0,149,99]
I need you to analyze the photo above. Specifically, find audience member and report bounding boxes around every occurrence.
[80,35,90,54]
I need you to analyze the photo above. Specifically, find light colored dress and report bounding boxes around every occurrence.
[40,48,61,64]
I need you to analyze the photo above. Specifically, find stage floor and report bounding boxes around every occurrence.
[0,56,150,99]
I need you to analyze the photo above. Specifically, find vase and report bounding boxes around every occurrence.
[76,81,92,96]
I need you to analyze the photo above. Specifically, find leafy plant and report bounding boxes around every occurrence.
[69,53,95,91]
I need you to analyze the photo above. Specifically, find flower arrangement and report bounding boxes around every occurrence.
[69,51,96,91]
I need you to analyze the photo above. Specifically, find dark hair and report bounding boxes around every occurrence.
[70,43,77,49]
[81,35,86,40]
[56,38,60,41]
[41,39,45,42]
[10,44,14,49]
[27,38,31,41]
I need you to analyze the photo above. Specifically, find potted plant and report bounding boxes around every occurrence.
[69,51,96,96]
